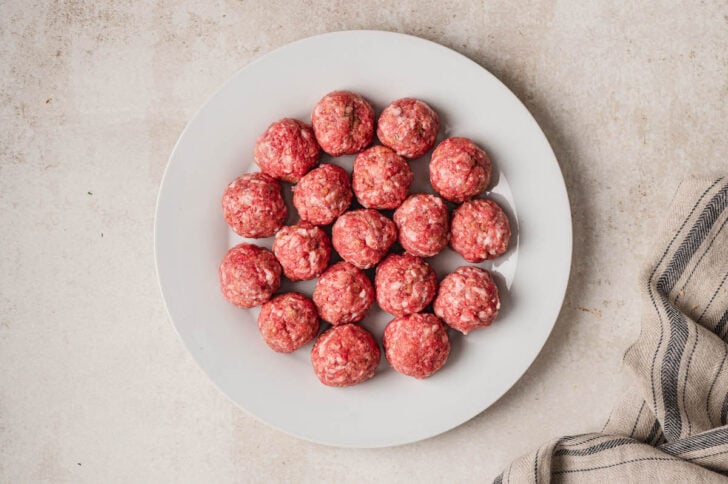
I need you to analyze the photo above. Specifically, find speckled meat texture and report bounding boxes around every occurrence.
[313,261,375,325]
[311,90,375,156]
[221,172,287,238]
[272,222,331,281]
[257,292,320,353]
[219,243,282,308]
[352,145,413,209]
[433,266,500,334]
[375,253,437,316]
[310,324,380,387]
[293,164,352,226]
[450,198,511,262]
[393,193,449,258]
[254,118,320,183]
[332,209,397,269]
[382,313,450,379]
[376,98,439,159]
[429,137,491,203]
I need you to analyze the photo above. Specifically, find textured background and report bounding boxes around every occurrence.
[1,1,727,482]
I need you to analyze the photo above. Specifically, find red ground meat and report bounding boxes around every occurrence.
[293,164,352,226]
[221,172,287,238]
[450,198,511,262]
[393,194,449,258]
[433,266,500,334]
[311,90,375,156]
[257,292,320,353]
[311,324,380,387]
[313,261,375,325]
[430,137,491,203]
[272,222,331,281]
[352,145,413,209]
[332,209,397,269]
[382,313,450,379]
[219,243,281,308]
[254,118,320,183]
[376,98,439,159]
[375,253,437,316]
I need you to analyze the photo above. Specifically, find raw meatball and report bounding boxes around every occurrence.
[352,145,413,209]
[332,209,397,269]
[377,98,439,159]
[451,198,511,262]
[393,194,449,258]
[375,253,437,316]
[430,137,491,203]
[311,90,375,156]
[221,172,287,238]
[434,266,500,334]
[383,313,450,379]
[272,222,331,281]
[311,324,380,387]
[293,164,352,226]
[313,262,375,325]
[257,292,320,353]
[219,243,281,308]
[254,118,320,183]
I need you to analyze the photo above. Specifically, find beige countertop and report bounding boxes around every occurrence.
[2,1,727,482]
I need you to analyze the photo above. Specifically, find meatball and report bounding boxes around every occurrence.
[272,222,331,281]
[254,118,320,183]
[257,293,320,353]
[313,262,375,325]
[433,266,500,334]
[332,209,397,269]
[430,137,491,203]
[383,313,450,379]
[219,243,281,308]
[377,98,439,159]
[311,324,380,387]
[393,194,449,258]
[375,253,437,316]
[311,90,375,156]
[450,198,511,262]
[352,145,413,209]
[293,164,352,226]
[221,172,287,238]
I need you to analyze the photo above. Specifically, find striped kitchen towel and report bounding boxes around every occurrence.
[497,177,728,483]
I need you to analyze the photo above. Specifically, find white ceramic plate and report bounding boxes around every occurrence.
[155,31,571,448]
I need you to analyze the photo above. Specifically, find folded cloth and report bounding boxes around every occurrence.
[497,178,728,483]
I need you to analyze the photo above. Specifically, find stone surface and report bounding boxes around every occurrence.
[1,1,727,482]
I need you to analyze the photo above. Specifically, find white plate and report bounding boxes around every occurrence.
[155,31,571,448]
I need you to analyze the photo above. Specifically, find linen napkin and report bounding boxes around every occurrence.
[497,177,728,483]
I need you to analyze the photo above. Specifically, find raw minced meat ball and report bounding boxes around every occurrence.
[311,324,380,387]
[393,193,449,258]
[433,266,500,334]
[313,261,375,325]
[221,172,287,238]
[332,209,397,269]
[430,137,491,203]
[450,198,511,262]
[219,243,281,308]
[293,164,352,226]
[383,313,450,379]
[257,292,320,353]
[254,118,320,183]
[311,90,375,156]
[375,253,437,316]
[352,145,413,209]
[272,222,332,281]
[376,98,439,159]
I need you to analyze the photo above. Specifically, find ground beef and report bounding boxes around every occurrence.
[257,292,320,353]
[332,209,397,269]
[450,198,511,262]
[313,261,375,325]
[352,145,413,209]
[376,98,439,159]
[433,266,500,334]
[382,313,450,379]
[293,164,352,226]
[221,172,287,238]
[311,90,375,156]
[430,137,491,203]
[254,118,320,183]
[311,324,380,387]
[375,253,437,316]
[219,243,281,308]
[272,222,332,281]
[393,193,449,258]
